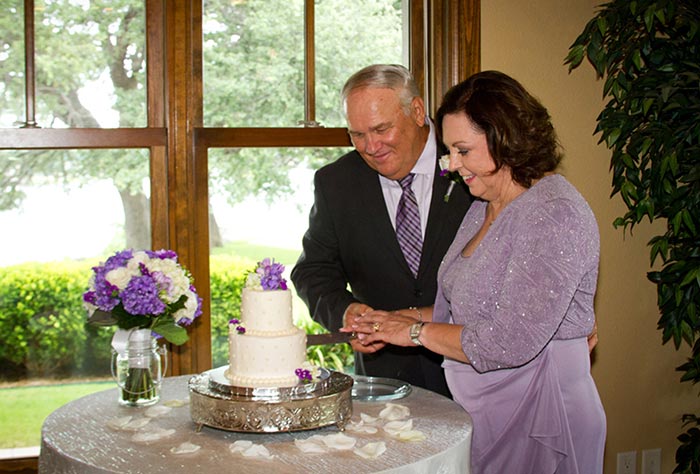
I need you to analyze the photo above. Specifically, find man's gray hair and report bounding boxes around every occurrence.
[341,64,421,116]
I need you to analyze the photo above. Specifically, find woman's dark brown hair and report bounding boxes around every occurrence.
[436,70,562,188]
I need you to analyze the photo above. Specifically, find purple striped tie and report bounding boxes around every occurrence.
[396,173,422,277]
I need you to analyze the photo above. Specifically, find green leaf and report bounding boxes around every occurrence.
[644,6,655,32]
[151,319,188,345]
[680,268,699,288]
[606,128,622,147]
[596,17,607,36]
[632,49,643,70]
[565,44,586,69]
[682,209,697,234]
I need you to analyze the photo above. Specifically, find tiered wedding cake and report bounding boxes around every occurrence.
[224,258,312,388]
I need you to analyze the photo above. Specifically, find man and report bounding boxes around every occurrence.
[291,64,471,396]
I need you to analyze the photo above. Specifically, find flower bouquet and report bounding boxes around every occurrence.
[83,249,202,405]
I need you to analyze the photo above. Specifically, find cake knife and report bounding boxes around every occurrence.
[306,332,356,346]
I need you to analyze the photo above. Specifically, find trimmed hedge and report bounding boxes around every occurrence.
[0,256,351,380]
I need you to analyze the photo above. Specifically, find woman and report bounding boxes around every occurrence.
[347,71,606,473]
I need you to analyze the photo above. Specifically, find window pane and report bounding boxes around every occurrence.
[203,0,406,127]
[31,0,146,128]
[0,0,26,128]
[0,148,150,453]
[207,146,352,369]
[203,0,305,127]
[315,0,406,127]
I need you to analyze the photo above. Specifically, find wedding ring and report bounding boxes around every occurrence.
[372,322,381,332]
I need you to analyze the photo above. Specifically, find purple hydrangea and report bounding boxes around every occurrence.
[92,278,120,311]
[191,285,203,319]
[256,258,288,291]
[146,249,178,261]
[103,249,134,271]
[120,274,166,315]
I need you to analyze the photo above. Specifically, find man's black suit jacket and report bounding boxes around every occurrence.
[291,149,471,397]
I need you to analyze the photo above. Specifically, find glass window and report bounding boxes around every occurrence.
[203,0,406,127]
[0,1,26,128]
[4,0,148,129]
[0,148,150,453]
[207,146,352,369]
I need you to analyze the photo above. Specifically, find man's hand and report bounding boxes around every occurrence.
[587,321,598,353]
[342,302,386,353]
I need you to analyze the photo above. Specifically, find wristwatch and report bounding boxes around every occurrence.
[409,322,425,346]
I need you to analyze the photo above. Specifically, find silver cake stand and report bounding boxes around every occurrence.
[188,366,354,433]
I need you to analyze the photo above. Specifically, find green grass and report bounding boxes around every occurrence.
[0,381,112,448]
[211,241,301,266]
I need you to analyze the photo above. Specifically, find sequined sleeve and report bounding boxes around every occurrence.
[443,177,600,373]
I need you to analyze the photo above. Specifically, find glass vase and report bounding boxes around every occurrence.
[112,328,167,407]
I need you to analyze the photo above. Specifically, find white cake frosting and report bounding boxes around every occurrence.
[225,287,307,388]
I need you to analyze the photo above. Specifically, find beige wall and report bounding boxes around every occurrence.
[481,1,698,473]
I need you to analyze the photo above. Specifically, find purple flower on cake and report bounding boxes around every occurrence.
[295,362,321,384]
[229,318,246,334]
[82,249,202,345]
[245,258,288,291]
[295,368,312,382]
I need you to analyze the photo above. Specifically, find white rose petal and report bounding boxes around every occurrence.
[145,405,172,417]
[106,416,133,430]
[131,428,176,442]
[383,419,413,437]
[229,440,273,459]
[394,430,426,442]
[294,436,328,454]
[229,440,254,453]
[354,441,387,459]
[321,433,357,451]
[163,398,189,408]
[360,412,380,425]
[345,420,378,434]
[242,444,273,459]
[122,417,152,431]
[170,442,201,454]
[379,403,410,421]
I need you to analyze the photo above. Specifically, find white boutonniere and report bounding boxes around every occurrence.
[439,155,462,202]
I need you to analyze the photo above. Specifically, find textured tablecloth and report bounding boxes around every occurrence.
[39,375,472,473]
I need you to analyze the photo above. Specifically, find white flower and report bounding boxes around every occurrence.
[106,266,138,290]
[439,154,450,171]
[245,272,262,290]
[173,288,199,322]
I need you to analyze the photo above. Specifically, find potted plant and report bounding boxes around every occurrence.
[565,1,700,472]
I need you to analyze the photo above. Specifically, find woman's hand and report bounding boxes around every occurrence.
[351,309,418,347]
[350,307,471,363]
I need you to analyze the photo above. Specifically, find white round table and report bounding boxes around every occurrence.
[39,374,472,473]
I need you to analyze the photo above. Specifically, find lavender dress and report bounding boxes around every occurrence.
[434,174,606,474]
